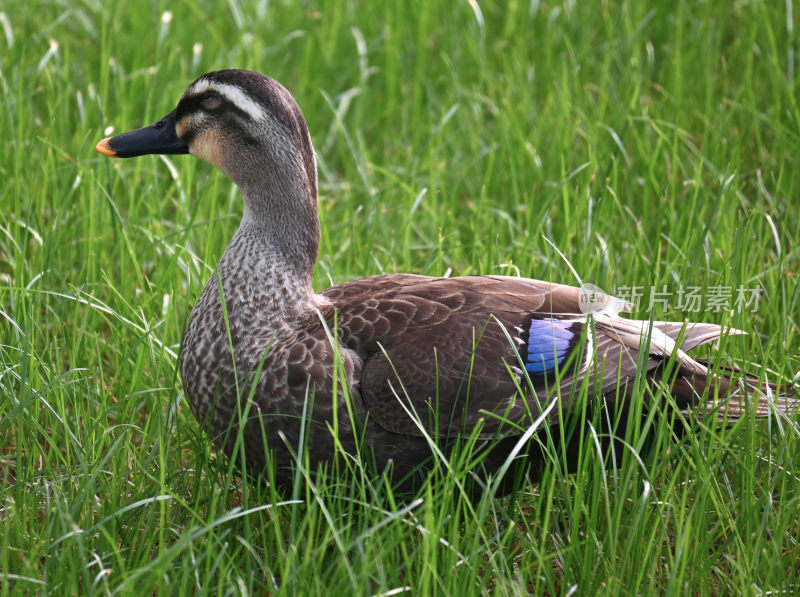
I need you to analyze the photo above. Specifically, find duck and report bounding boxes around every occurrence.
[96,69,797,494]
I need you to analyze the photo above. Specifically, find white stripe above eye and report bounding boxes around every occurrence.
[187,78,267,122]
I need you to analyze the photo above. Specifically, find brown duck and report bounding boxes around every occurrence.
[96,69,797,493]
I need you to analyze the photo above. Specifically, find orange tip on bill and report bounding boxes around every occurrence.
[95,138,118,157]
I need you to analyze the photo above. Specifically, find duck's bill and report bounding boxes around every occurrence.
[95,109,189,158]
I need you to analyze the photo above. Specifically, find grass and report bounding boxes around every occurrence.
[1,0,799,594]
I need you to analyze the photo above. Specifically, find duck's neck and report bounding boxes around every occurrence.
[216,183,321,320]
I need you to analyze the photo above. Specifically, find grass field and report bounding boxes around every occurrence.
[2,0,800,594]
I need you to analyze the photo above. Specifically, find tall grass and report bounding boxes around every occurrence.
[1,0,799,594]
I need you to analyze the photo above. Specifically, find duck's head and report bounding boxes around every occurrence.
[96,69,318,214]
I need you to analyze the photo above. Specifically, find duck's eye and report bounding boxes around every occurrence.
[200,93,223,111]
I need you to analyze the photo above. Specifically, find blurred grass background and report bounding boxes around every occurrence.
[1,0,799,594]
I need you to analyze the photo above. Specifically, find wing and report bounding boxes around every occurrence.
[321,274,794,439]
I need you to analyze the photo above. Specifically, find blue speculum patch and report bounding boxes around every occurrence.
[526,318,575,375]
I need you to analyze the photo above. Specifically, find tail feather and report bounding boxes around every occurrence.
[684,362,799,420]
[601,317,798,422]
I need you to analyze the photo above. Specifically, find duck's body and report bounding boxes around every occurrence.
[97,69,796,491]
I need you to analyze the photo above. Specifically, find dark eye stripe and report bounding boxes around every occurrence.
[175,93,253,122]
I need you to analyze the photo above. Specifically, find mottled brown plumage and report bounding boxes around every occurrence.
[96,69,797,493]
